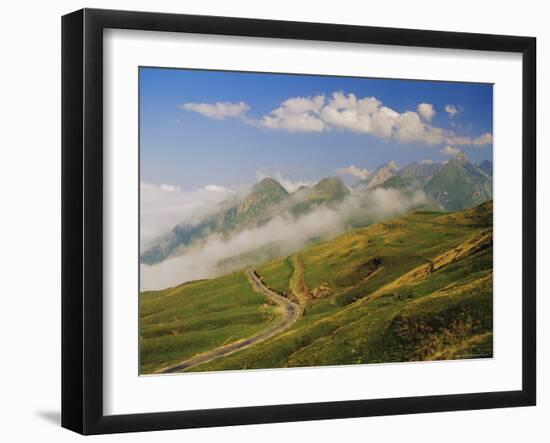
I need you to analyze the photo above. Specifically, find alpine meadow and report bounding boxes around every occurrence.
[139,68,494,374]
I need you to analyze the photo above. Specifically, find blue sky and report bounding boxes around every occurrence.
[140,67,493,190]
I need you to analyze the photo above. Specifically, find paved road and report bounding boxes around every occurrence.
[159,269,300,374]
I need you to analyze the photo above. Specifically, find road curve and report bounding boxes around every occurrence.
[158,268,300,374]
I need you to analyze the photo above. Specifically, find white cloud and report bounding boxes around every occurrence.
[260,95,326,132]
[445,104,460,117]
[336,165,371,180]
[320,93,392,136]
[445,135,472,145]
[260,92,489,147]
[204,184,233,193]
[419,159,435,165]
[141,187,429,290]
[440,132,493,147]
[319,92,400,138]
[159,183,180,192]
[440,145,460,156]
[140,182,233,249]
[182,93,491,148]
[394,111,445,144]
[472,132,493,146]
[417,103,436,121]
[180,101,250,120]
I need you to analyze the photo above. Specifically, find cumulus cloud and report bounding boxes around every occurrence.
[440,145,460,156]
[445,135,473,145]
[140,182,234,249]
[140,187,429,290]
[260,92,490,147]
[394,111,446,144]
[445,104,460,117]
[180,101,250,120]
[417,103,436,122]
[181,93,491,147]
[335,165,371,180]
[319,93,396,137]
[260,95,326,132]
[472,132,493,146]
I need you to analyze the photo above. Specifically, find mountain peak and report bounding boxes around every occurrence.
[454,150,469,164]
[399,161,443,178]
[478,160,493,177]
[252,177,288,196]
[287,176,349,216]
[387,160,399,172]
[424,152,492,211]
[359,161,399,189]
[314,176,346,189]
[312,177,350,198]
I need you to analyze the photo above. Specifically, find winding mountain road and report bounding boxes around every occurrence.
[158,268,300,374]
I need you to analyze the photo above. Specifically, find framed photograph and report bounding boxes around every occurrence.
[62,8,536,434]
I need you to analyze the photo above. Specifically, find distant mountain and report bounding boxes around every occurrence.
[354,152,493,212]
[290,177,349,216]
[478,160,493,177]
[356,161,399,189]
[235,178,289,224]
[399,161,443,178]
[374,175,425,191]
[141,177,349,265]
[424,151,492,211]
[312,177,350,200]
[142,153,494,266]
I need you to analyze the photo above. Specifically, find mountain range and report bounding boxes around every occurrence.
[423,152,493,210]
[141,150,492,266]
[355,160,399,189]
[141,175,351,265]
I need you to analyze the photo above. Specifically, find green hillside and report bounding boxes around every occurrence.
[478,160,493,177]
[289,177,349,216]
[139,272,282,373]
[399,161,443,178]
[140,201,493,373]
[375,175,426,192]
[191,201,493,371]
[424,154,492,210]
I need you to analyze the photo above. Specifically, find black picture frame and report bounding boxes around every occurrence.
[61,8,536,435]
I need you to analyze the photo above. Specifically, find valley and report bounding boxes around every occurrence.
[140,199,493,373]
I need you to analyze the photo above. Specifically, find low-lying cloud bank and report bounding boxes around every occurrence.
[140,182,234,249]
[140,187,428,291]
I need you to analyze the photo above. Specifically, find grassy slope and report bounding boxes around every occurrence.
[139,272,281,373]
[193,201,493,371]
[256,257,294,294]
[424,161,492,210]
